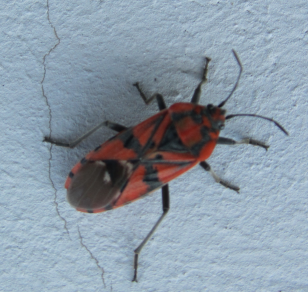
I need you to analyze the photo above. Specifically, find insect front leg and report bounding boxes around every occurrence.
[217,137,269,151]
[133,82,167,110]
[190,56,211,104]
[199,161,239,192]
[44,120,127,148]
[132,184,170,282]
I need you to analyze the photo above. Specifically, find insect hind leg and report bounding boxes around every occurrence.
[132,184,170,282]
[44,120,127,148]
[133,82,167,110]
[190,57,211,104]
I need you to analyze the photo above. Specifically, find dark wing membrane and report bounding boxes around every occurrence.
[67,160,135,213]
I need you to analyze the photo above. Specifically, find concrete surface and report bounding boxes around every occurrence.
[1,1,307,291]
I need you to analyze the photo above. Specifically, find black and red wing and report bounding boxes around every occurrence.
[67,154,197,213]
[65,107,198,213]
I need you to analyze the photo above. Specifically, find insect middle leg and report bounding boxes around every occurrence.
[199,161,239,192]
[44,120,127,148]
[133,82,167,110]
[132,184,170,282]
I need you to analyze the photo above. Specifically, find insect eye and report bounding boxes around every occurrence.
[207,104,214,113]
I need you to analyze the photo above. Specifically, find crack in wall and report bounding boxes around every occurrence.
[41,0,70,238]
[42,0,107,287]
[78,226,106,288]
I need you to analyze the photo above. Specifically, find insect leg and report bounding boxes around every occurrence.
[217,137,269,151]
[190,57,211,104]
[199,161,239,192]
[44,120,127,148]
[132,184,170,282]
[133,82,167,110]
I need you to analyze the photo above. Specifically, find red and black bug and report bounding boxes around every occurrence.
[44,50,288,282]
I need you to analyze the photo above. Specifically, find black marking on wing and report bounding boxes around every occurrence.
[120,178,129,193]
[140,115,165,156]
[171,111,190,122]
[142,163,162,192]
[155,154,163,160]
[171,110,202,124]
[80,157,88,164]
[118,129,143,154]
[158,123,188,153]
[104,160,128,186]
[149,141,156,150]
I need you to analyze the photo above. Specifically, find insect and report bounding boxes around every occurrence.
[44,50,288,282]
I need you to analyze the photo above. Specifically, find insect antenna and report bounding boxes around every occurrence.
[218,50,243,108]
[225,113,289,136]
